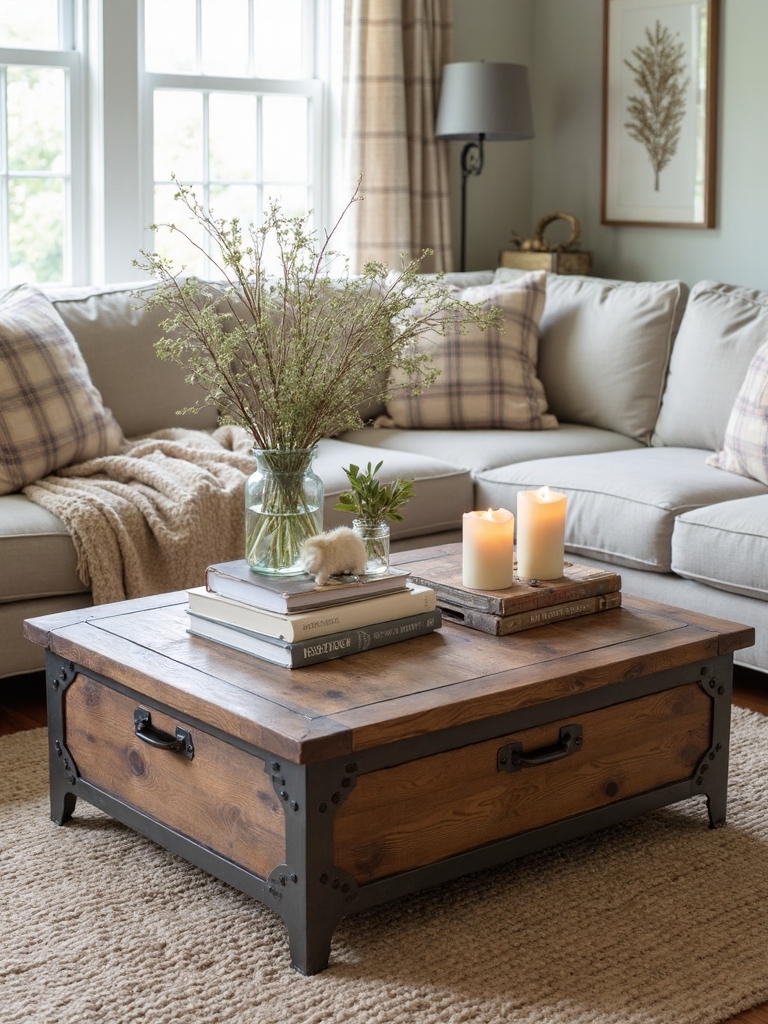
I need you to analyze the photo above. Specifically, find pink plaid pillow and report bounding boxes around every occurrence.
[0,284,125,495]
[385,273,557,431]
[707,339,768,485]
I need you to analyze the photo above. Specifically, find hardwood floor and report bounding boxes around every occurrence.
[2,666,767,1022]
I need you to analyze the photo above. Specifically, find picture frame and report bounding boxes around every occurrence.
[601,0,719,228]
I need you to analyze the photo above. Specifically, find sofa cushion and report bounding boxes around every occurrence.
[315,438,473,539]
[653,281,768,451]
[0,285,126,496]
[494,271,686,444]
[339,423,643,475]
[46,282,220,438]
[0,493,85,602]
[706,340,768,486]
[385,274,557,431]
[474,447,768,572]
[672,495,768,601]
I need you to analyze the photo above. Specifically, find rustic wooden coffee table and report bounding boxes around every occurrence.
[24,557,754,975]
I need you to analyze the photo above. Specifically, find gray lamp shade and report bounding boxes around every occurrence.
[435,62,534,141]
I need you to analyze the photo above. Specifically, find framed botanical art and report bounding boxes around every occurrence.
[601,0,719,227]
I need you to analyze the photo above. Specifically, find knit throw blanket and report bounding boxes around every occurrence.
[23,427,255,605]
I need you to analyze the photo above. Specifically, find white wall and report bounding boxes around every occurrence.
[453,0,768,289]
[451,0,535,271]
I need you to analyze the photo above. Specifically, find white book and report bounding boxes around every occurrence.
[187,583,437,643]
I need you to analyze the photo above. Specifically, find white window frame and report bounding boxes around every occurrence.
[2,0,341,286]
[0,0,87,286]
[138,0,327,277]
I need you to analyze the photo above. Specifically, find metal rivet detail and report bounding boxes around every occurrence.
[716,743,722,752]
[270,762,280,772]
[341,777,351,788]
[318,802,327,813]
[345,763,357,774]
[709,752,716,761]
[341,883,350,893]
[54,741,62,756]
[700,667,709,676]
[280,790,288,801]
[319,874,328,885]
[290,873,298,883]
[709,679,716,689]
[718,686,725,695]
[701,764,708,773]
[290,800,299,811]
[696,776,703,786]
[52,679,60,690]
[331,792,341,804]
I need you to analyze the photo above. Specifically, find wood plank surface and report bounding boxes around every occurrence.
[21,577,754,763]
[334,682,713,882]
[65,673,285,878]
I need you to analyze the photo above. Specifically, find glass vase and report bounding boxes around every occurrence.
[353,518,390,575]
[245,448,323,576]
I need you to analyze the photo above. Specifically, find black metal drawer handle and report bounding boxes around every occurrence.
[497,724,583,773]
[134,708,194,760]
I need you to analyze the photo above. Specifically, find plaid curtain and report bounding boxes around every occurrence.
[343,0,453,274]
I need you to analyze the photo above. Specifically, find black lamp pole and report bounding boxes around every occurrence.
[459,134,485,272]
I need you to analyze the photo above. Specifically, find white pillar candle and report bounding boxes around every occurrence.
[462,508,515,590]
[516,486,568,580]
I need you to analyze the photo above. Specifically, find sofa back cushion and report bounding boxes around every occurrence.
[652,280,768,451]
[0,285,125,495]
[495,271,687,444]
[46,282,219,438]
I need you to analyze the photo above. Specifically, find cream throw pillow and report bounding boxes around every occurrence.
[0,284,125,495]
[385,273,557,430]
[706,339,768,486]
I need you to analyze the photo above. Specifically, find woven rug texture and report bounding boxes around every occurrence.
[2,709,768,1024]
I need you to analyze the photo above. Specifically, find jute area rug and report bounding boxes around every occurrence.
[2,711,768,1024]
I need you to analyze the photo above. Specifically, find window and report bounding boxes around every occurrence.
[0,0,85,287]
[1,0,340,287]
[141,0,325,277]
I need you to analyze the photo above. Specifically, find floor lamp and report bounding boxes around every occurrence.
[435,62,534,272]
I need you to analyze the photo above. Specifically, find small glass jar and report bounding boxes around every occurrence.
[352,518,390,575]
[245,447,323,576]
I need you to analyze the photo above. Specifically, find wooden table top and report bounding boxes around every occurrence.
[24,553,754,764]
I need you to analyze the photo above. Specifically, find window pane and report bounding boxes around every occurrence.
[0,0,60,49]
[209,184,258,228]
[201,0,249,77]
[209,94,256,181]
[154,91,203,181]
[262,96,307,182]
[153,183,208,278]
[6,67,66,172]
[264,185,308,220]
[9,177,65,284]
[144,0,196,74]
[253,0,303,79]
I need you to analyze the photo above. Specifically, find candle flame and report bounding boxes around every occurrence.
[537,485,551,501]
[484,508,494,520]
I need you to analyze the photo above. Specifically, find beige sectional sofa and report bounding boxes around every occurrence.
[2,270,767,679]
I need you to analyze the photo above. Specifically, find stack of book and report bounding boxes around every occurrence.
[187,559,441,668]
[404,547,621,636]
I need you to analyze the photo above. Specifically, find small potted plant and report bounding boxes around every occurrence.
[334,461,414,574]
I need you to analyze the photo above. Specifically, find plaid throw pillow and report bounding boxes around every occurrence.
[707,340,768,485]
[0,284,125,495]
[385,273,557,430]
